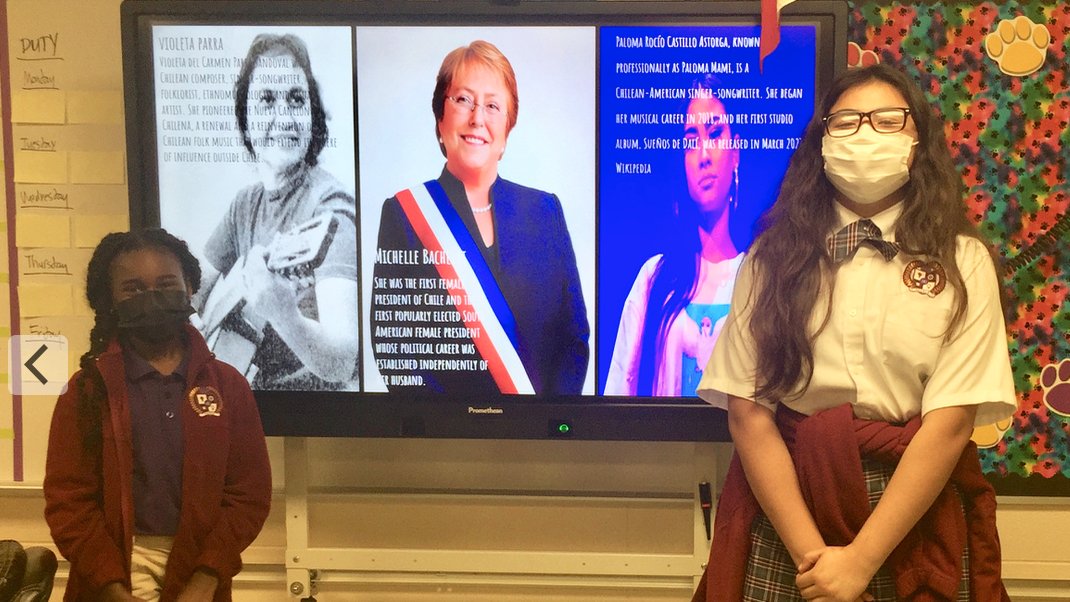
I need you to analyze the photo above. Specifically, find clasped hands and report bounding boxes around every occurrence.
[795,544,879,602]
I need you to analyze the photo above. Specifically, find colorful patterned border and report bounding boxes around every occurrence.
[847,1,1070,494]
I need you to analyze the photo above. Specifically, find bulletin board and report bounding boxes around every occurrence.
[1,0,128,483]
[845,0,1069,495]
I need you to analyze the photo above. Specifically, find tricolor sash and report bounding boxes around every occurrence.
[393,181,535,394]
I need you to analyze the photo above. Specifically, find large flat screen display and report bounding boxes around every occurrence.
[122,0,847,440]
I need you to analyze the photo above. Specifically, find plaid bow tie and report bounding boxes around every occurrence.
[826,219,900,263]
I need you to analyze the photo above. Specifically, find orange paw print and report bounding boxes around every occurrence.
[984,16,1050,77]
[847,42,879,69]
[971,418,1012,449]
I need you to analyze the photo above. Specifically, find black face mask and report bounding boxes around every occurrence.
[113,289,194,344]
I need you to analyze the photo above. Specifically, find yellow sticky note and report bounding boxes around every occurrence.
[70,151,125,184]
[74,214,127,248]
[67,91,124,124]
[21,316,93,343]
[16,214,71,248]
[0,280,10,312]
[19,247,91,283]
[13,151,67,183]
[0,287,10,332]
[15,183,126,214]
[11,90,65,124]
[18,283,75,317]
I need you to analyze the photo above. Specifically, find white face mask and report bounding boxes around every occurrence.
[822,129,917,206]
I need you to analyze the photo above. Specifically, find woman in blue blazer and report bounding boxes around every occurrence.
[371,40,589,396]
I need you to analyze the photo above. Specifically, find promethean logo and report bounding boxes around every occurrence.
[467,406,504,415]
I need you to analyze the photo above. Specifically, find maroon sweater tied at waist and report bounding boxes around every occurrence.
[691,403,1008,602]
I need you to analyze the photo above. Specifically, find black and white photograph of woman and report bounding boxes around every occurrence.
[152,26,358,391]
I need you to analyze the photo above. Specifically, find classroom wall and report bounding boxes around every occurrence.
[1,1,1067,600]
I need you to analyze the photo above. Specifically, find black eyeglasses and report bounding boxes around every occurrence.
[822,108,911,138]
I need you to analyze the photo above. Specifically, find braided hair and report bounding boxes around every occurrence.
[76,229,201,452]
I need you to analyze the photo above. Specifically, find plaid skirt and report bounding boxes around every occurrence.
[741,459,970,602]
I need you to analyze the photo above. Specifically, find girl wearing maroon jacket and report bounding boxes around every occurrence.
[45,229,271,601]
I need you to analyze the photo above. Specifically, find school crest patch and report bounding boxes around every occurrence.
[188,385,223,417]
[903,260,946,297]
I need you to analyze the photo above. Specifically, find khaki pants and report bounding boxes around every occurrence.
[130,535,174,602]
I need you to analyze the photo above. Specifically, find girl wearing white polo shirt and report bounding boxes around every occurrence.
[693,64,1015,602]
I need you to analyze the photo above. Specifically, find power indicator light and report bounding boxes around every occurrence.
[549,419,574,437]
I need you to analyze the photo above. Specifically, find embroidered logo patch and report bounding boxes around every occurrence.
[903,260,946,297]
[188,386,223,417]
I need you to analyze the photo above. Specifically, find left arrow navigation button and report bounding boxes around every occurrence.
[25,344,49,385]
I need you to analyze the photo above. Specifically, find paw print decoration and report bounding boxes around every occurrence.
[971,418,1013,449]
[984,15,1051,77]
[1041,359,1070,417]
[847,42,880,69]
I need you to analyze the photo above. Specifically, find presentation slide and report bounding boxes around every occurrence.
[154,25,359,392]
[357,27,597,396]
[148,21,819,401]
[597,25,817,397]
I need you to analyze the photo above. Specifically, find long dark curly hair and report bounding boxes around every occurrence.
[748,64,980,402]
[76,229,201,452]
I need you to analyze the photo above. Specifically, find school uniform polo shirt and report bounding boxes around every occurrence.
[698,201,1016,426]
[124,346,189,536]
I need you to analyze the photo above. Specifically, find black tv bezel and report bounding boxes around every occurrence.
[121,0,847,441]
